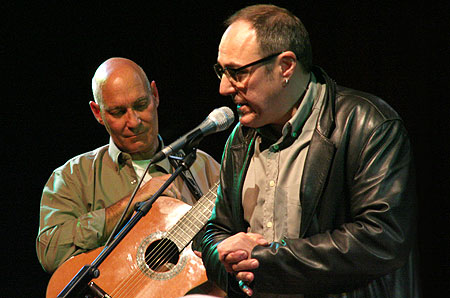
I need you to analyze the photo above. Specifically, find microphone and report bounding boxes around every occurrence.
[151,106,235,164]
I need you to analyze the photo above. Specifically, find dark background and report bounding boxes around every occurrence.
[3,1,449,297]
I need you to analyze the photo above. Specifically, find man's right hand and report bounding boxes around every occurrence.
[134,173,181,203]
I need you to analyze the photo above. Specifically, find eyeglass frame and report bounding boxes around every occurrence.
[213,51,283,83]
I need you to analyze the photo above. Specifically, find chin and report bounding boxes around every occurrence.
[122,142,146,153]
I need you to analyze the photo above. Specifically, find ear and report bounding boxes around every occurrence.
[150,80,160,108]
[279,51,298,79]
[89,101,104,125]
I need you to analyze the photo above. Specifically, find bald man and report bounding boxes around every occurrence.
[37,58,220,273]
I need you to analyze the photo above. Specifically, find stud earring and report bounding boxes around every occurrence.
[282,78,290,87]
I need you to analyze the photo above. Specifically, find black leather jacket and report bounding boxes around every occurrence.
[201,67,420,297]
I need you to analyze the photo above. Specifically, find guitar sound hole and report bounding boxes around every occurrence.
[144,238,180,272]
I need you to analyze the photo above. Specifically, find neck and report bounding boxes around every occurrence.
[130,139,161,161]
[270,72,311,133]
[130,151,153,161]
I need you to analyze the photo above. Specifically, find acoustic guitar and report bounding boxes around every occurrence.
[46,182,224,298]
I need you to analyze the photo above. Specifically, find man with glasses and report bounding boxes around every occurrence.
[201,4,419,297]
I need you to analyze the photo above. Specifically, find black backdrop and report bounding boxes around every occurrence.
[3,1,449,297]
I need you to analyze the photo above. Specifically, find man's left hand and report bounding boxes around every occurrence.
[217,232,268,296]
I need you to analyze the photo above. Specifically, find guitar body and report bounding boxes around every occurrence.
[47,196,215,298]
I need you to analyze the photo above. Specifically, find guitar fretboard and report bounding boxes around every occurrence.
[166,181,219,250]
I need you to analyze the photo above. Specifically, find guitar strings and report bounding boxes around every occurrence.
[120,191,216,295]
[121,182,217,295]
[110,213,193,297]
[110,212,194,297]
[112,197,211,296]
[111,192,215,297]
[109,183,219,298]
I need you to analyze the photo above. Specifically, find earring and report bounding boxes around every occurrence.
[282,78,289,87]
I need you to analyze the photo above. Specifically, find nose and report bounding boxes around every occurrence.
[219,75,237,96]
[126,109,141,128]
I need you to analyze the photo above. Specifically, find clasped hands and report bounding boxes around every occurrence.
[217,232,269,296]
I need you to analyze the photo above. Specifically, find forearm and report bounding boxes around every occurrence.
[201,229,232,293]
[104,194,135,237]
[202,196,246,292]
[251,221,413,294]
[103,174,180,236]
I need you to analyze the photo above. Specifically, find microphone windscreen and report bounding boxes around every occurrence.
[209,106,235,131]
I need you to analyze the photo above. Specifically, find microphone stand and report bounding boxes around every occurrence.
[57,148,199,298]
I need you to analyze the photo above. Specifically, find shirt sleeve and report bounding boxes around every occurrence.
[36,167,107,273]
[194,149,221,189]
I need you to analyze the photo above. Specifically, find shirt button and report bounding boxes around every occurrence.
[267,222,273,228]
[269,180,275,187]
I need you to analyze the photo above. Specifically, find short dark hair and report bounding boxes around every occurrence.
[225,4,313,73]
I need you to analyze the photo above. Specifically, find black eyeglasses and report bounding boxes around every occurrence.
[213,52,283,83]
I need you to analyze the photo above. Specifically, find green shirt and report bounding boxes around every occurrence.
[37,137,220,273]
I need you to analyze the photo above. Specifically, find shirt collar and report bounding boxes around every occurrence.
[108,138,122,165]
[108,135,172,173]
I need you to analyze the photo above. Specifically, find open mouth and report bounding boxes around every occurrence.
[236,104,249,116]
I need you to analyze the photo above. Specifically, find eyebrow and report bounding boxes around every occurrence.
[223,61,241,68]
[105,96,150,111]
[219,60,244,69]
[134,96,150,103]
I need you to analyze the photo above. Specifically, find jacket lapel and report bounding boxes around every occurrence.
[300,130,335,237]
[299,67,337,237]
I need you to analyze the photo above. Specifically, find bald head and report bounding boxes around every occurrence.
[92,58,151,106]
[89,57,161,159]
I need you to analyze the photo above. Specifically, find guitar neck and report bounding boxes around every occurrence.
[166,182,219,250]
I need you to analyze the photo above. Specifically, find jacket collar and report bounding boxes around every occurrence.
[311,66,337,138]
